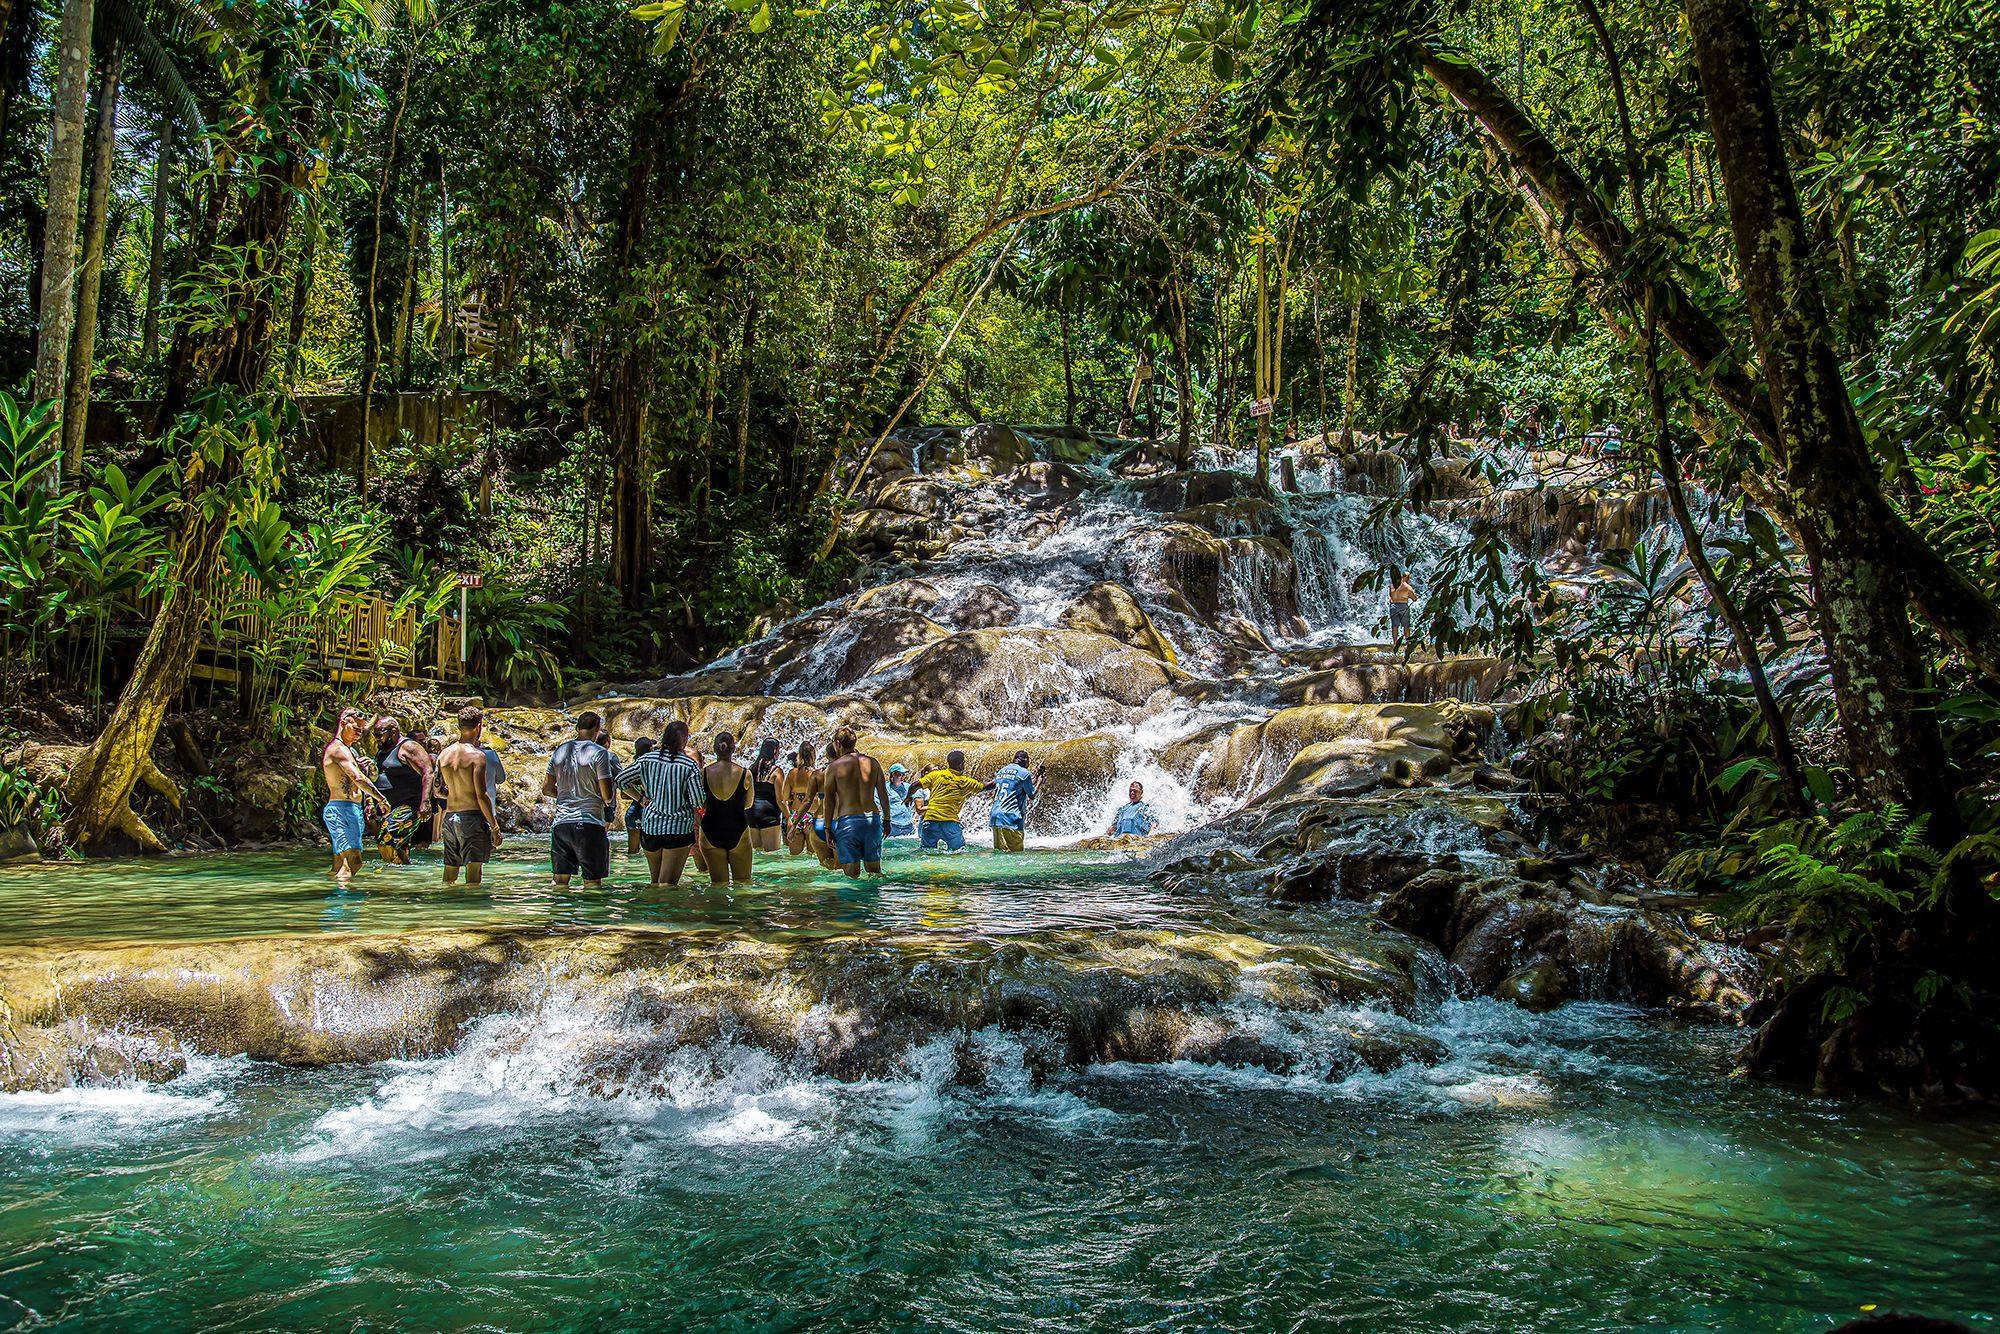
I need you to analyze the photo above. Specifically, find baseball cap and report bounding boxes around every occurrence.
[888,763,908,774]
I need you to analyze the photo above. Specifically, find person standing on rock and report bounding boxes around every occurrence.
[436,706,503,886]
[916,751,991,854]
[989,751,1044,853]
[884,763,916,840]
[1387,568,1418,651]
[747,738,785,854]
[370,716,434,866]
[619,719,706,886]
[542,711,619,890]
[817,727,893,878]
[321,708,392,883]
[699,732,755,886]
[1105,782,1155,838]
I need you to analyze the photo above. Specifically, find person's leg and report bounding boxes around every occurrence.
[942,821,965,853]
[919,821,938,852]
[645,848,667,884]
[661,844,693,885]
[861,817,884,876]
[728,839,753,883]
[551,826,579,890]
[443,862,461,885]
[465,859,483,887]
[703,838,729,887]
[994,826,1023,853]
[580,829,609,890]
[340,849,363,880]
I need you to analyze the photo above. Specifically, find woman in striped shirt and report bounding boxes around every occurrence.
[617,719,706,886]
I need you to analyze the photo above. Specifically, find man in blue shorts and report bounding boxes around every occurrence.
[816,726,892,878]
[320,708,390,883]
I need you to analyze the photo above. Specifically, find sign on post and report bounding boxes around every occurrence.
[457,574,481,665]
[1249,398,1274,418]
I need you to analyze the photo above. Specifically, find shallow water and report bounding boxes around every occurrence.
[0,843,1179,945]
[3,851,1997,1332]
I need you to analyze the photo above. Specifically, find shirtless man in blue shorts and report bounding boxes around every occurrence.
[321,708,390,883]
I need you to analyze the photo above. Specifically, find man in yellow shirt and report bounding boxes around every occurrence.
[917,750,991,853]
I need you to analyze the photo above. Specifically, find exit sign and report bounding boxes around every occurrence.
[458,574,484,588]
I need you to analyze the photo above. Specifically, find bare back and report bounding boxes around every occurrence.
[782,765,819,810]
[822,752,884,822]
[438,741,490,815]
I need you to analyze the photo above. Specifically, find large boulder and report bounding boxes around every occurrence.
[873,628,1179,734]
[1002,460,1092,509]
[955,423,1035,475]
[1118,524,1304,640]
[1059,582,1179,664]
[941,583,1021,630]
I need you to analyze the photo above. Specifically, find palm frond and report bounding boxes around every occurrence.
[100,0,214,165]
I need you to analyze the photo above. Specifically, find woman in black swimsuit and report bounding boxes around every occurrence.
[747,738,784,854]
[700,732,755,886]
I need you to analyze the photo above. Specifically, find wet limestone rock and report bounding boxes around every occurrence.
[1058,582,1179,664]
[943,584,1021,630]
[873,628,1178,734]
[1497,960,1573,1013]
[0,824,37,864]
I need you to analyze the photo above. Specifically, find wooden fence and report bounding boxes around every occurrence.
[139,578,466,687]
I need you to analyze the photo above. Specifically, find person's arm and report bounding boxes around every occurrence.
[873,764,892,834]
[403,739,434,804]
[739,767,754,812]
[541,754,558,798]
[473,752,503,846]
[339,748,390,809]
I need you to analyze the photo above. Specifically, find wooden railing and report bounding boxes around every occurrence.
[139,577,466,685]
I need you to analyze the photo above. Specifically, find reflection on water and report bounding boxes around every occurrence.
[0,845,1199,944]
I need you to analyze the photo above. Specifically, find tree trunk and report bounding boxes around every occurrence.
[32,0,98,484]
[393,185,422,387]
[67,135,303,852]
[284,230,315,384]
[142,114,172,361]
[731,285,757,496]
[1312,280,1328,432]
[1688,0,1946,813]
[1059,305,1075,428]
[1339,287,1362,446]
[1254,236,1270,490]
[61,37,120,473]
[1169,285,1194,470]
[0,0,28,162]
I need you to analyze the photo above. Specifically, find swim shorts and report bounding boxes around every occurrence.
[442,809,493,867]
[641,829,695,852]
[993,826,1024,853]
[323,800,366,856]
[832,813,883,867]
[1390,602,1412,631]
[551,822,610,881]
[919,820,965,852]
[378,805,423,863]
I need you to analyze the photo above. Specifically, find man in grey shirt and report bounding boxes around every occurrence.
[542,711,618,888]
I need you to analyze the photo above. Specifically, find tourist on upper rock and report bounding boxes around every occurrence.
[989,751,1044,853]
[1106,782,1155,838]
[622,736,655,854]
[782,742,823,858]
[917,751,991,853]
[818,727,893,878]
[436,706,502,887]
[747,738,785,853]
[321,708,391,883]
[1387,568,1417,650]
[543,711,619,890]
[619,719,706,887]
[370,715,434,866]
[884,763,916,839]
[699,732,755,886]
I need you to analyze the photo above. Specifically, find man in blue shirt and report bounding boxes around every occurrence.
[990,751,1044,853]
[1106,781,1155,838]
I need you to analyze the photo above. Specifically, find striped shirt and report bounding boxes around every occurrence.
[617,751,704,836]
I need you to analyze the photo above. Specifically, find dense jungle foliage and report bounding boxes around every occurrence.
[2,0,1999,1097]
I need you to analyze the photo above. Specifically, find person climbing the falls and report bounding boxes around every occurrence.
[698,731,755,886]
[782,742,823,859]
[321,708,392,883]
[990,751,1045,853]
[622,736,656,854]
[818,726,893,878]
[619,719,706,887]
[370,716,434,866]
[1387,567,1418,651]
[1105,782,1155,839]
[884,763,916,840]
[916,751,991,854]
[543,711,619,890]
[747,738,785,853]
[436,706,503,887]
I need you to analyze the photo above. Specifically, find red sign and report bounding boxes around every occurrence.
[1249,398,1274,418]
[458,574,484,588]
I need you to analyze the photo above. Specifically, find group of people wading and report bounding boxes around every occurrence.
[318,706,1160,886]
